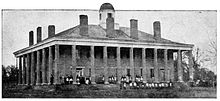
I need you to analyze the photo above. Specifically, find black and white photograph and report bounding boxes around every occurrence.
[1,0,218,99]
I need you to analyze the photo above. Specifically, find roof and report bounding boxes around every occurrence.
[99,3,115,11]
[14,24,194,56]
[43,24,192,46]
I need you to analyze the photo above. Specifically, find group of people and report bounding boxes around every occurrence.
[120,80,173,89]
[120,82,173,89]
[120,75,143,89]
[119,75,173,89]
[108,75,117,84]
[121,75,143,84]
[121,75,132,83]
[58,74,173,89]
[76,76,91,85]
[60,75,74,85]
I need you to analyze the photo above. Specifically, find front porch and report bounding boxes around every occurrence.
[15,43,194,85]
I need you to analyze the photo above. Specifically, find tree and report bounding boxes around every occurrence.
[186,47,216,87]
[205,38,217,70]
[2,65,7,83]
[2,65,18,84]
[180,47,216,84]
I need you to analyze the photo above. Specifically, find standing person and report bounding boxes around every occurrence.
[126,75,129,84]
[129,81,133,89]
[61,75,64,84]
[140,76,143,82]
[120,76,122,89]
[102,75,105,84]
[114,75,117,84]
[69,75,73,84]
[66,75,69,84]
[129,76,132,83]
[120,76,126,89]
[109,76,112,84]
[85,78,89,85]
[146,83,149,89]
[64,76,67,84]
[76,75,80,86]
[123,82,126,89]
[134,82,137,89]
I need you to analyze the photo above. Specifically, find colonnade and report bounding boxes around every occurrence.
[16,44,194,85]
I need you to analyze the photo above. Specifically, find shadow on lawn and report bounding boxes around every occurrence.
[2,83,216,98]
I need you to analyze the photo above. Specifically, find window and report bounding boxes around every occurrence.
[89,68,91,77]
[108,13,112,18]
[127,69,130,76]
[140,68,143,76]
[150,69,154,78]
[160,69,165,81]
[146,49,154,60]
[99,14,101,20]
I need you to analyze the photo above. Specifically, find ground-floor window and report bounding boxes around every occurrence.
[140,68,143,76]
[160,69,165,81]
[127,69,130,76]
[89,68,91,77]
[150,69,154,78]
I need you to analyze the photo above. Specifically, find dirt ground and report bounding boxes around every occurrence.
[2,83,217,98]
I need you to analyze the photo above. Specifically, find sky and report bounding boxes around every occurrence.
[1,0,217,73]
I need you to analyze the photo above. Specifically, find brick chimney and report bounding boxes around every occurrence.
[29,31,34,46]
[153,21,161,40]
[48,25,55,38]
[106,16,115,38]
[37,27,42,43]
[79,15,88,36]
[130,19,138,39]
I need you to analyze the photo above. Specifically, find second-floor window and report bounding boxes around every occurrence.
[108,13,112,18]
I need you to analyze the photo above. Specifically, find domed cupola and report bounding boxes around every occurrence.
[99,3,117,29]
[99,3,115,11]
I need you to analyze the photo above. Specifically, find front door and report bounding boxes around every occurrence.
[76,68,85,84]
[76,68,84,77]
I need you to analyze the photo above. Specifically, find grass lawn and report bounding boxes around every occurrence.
[2,83,216,98]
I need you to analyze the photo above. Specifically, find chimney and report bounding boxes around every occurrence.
[29,31,34,46]
[153,21,161,40]
[79,15,88,36]
[106,16,115,37]
[48,25,55,38]
[37,27,42,43]
[130,19,138,39]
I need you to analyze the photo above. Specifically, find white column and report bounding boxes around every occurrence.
[90,46,96,84]
[36,50,41,85]
[18,56,22,85]
[26,54,30,85]
[30,52,35,85]
[22,55,26,84]
[72,45,77,84]
[103,46,109,84]
[54,45,60,84]
[177,50,183,82]
[142,48,147,83]
[188,50,194,82]
[42,48,46,85]
[154,48,159,82]
[164,49,168,82]
[130,47,135,81]
[117,47,121,84]
[48,46,53,85]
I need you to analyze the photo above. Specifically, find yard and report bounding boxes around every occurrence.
[2,83,216,98]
